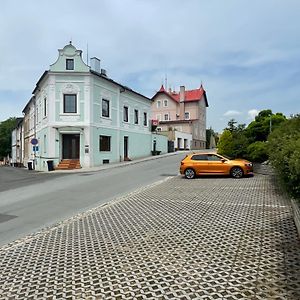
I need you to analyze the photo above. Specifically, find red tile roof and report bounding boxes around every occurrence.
[152,84,208,106]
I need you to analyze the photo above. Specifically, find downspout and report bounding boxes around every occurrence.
[117,88,121,161]
[33,96,36,169]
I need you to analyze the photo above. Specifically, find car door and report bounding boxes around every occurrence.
[206,154,230,174]
[190,154,208,174]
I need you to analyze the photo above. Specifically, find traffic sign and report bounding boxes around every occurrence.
[31,138,38,145]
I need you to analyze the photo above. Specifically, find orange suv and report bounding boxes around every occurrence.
[180,153,253,179]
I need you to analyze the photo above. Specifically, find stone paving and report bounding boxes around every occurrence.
[0,174,300,299]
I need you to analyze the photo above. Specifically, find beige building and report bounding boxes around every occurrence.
[151,85,208,149]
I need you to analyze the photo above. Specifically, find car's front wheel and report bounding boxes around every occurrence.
[230,166,243,179]
[185,168,195,179]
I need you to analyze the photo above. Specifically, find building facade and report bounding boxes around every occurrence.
[151,85,208,150]
[21,43,167,171]
[11,118,24,167]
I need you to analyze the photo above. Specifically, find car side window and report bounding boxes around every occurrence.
[191,155,208,161]
[207,155,222,161]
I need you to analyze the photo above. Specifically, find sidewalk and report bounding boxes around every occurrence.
[52,151,181,174]
[0,173,299,299]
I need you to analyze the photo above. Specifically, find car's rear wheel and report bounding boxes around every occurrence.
[230,166,243,178]
[185,168,195,179]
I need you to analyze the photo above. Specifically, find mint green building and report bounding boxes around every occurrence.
[24,43,167,171]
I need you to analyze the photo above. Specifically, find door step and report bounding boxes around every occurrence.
[56,159,81,170]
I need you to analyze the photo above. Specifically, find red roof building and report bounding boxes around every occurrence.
[151,84,208,150]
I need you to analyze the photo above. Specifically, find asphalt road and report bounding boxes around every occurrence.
[0,153,186,246]
[0,166,67,193]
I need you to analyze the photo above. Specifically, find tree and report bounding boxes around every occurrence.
[226,119,238,132]
[217,130,234,157]
[246,109,286,142]
[0,117,17,160]
[206,127,218,149]
[219,120,248,158]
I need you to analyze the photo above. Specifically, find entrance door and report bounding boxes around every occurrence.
[124,136,128,159]
[62,134,80,159]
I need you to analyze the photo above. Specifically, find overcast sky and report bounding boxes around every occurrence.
[0,0,299,131]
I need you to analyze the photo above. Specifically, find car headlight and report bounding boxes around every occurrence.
[245,163,253,167]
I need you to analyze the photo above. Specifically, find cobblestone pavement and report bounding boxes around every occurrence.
[0,174,300,299]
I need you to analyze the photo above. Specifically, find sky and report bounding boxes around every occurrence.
[0,0,299,132]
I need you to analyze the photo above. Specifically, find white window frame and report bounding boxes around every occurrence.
[163,99,168,107]
[63,94,77,114]
[99,135,111,152]
[156,114,161,121]
[164,113,170,121]
[60,84,80,115]
[157,100,161,108]
[43,97,47,117]
[143,112,148,126]
[133,109,139,125]
[66,59,74,70]
[101,98,110,118]
[123,106,129,123]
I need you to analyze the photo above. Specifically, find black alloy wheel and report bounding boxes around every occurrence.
[230,166,244,179]
[185,168,195,179]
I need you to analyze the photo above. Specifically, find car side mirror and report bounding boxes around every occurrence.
[221,159,226,163]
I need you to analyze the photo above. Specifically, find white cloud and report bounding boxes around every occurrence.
[247,109,259,120]
[223,110,242,117]
[0,0,300,130]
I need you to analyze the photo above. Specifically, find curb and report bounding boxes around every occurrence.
[291,198,300,239]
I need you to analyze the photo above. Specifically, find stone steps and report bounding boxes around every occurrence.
[56,159,81,170]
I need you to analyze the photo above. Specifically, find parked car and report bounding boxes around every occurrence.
[180,153,253,179]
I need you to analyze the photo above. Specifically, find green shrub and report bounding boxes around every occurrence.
[268,115,300,198]
[246,141,268,162]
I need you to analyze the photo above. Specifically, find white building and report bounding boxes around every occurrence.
[20,43,167,171]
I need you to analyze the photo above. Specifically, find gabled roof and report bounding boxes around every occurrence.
[152,84,208,107]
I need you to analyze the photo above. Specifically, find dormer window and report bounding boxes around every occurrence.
[66,59,74,70]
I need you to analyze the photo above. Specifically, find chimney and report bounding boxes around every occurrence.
[90,57,101,73]
[100,69,107,77]
[180,86,185,102]
[179,85,185,119]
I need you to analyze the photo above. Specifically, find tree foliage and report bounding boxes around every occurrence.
[217,130,234,157]
[246,141,268,163]
[206,128,218,149]
[246,110,286,142]
[219,120,249,158]
[217,111,299,198]
[0,117,17,160]
[267,115,300,198]
[218,110,287,162]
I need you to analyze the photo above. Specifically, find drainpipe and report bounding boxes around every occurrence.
[33,96,36,169]
[117,88,121,161]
